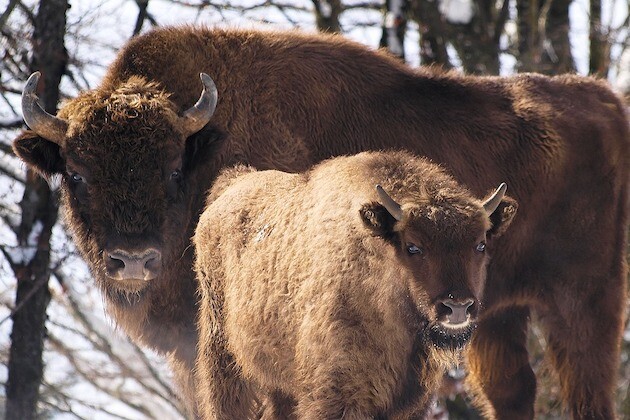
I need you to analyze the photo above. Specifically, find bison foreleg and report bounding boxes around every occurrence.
[465,307,536,419]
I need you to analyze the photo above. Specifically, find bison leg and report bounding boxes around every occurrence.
[258,390,296,420]
[195,326,258,419]
[537,277,624,420]
[466,307,536,419]
[195,305,259,420]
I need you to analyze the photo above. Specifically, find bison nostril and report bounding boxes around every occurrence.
[105,253,126,277]
[143,250,162,279]
[104,249,162,281]
[439,299,475,325]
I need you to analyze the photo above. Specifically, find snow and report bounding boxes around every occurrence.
[439,0,474,24]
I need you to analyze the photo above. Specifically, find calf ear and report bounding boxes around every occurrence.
[183,125,226,173]
[360,202,397,238]
[12,130,65,177]
[487,196,518,240]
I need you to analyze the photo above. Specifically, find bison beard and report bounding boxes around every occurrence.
[12,25,629,419]
[104,281,150,307]
[426,321,477,351]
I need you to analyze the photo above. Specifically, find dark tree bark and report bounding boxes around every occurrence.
[133,0,150,36]
[541,0,574,73]
[589,0,609,77]
[312,0,342,33]
[5,0,68,419]
[380,0,409,60]
[516,0,538,71]
[410,0,506,74]
[446,0,505,74]
[517,0,574,74]
[409,0,452,68]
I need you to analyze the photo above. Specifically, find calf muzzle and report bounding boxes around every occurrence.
[437,298,475,327]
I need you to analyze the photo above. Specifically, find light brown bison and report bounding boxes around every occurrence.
[13,26,629,418]
[193,151,516,419]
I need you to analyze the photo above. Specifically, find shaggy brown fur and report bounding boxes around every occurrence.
[13,26,629,418]
[193,151,516,419]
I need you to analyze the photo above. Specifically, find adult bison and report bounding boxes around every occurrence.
[194,151,516,419]
[13,26,629,418]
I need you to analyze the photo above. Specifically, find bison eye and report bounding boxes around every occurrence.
[70,173,84,183]
[170,169,182,180]
[406,243,423,255]
[476,242,486,253]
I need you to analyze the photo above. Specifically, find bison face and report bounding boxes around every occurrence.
[13,73,221,304]
[360,184,517,350]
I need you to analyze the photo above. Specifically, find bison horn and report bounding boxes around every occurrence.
[181,73,218,136]
[482,183,507,215]
[21,72,68,145]
[376,184,403,221]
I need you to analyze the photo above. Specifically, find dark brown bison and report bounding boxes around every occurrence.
[13,26,628,418]
[193,151,516,419]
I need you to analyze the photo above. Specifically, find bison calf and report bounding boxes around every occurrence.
[194,151,516,419]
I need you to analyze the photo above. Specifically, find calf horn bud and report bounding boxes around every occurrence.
[376,184,403,221]
[482,183,507,215]
[22,72,68,145]
[181,73,218,137]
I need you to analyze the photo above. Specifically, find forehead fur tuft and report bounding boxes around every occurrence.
[400,191,489,248]
[59,76,179,137]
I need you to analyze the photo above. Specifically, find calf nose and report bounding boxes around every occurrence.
[438,298,475,326]
[105,249,162,281]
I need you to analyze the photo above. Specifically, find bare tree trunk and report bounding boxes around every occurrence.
[380,0,408,60]
[5,0,67,418]
[517,0,574,74]
[312,0,342,33]
[541,0,574,74]
[589,0,609,77]
[449,0,502,74]
[516,0,538,71]
[409,0,452,68]
[133,0,150,36]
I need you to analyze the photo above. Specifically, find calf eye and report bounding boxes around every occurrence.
[476,242,486,253]
[170,169,182,180]
[406,243,423,255]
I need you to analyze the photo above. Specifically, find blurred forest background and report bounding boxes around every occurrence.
[0,0,628,418]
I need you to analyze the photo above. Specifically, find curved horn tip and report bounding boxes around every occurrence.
[21,71,68,144]
[199,73,216,89]
[25,72,42,91]
[376,184,403,221]
[199,73,218,101]
[483,182,508,215]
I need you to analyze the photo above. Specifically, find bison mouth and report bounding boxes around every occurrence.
[425,321,477,350]
[103,281,151,307]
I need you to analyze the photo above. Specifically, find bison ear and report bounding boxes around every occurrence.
[183,126,226,173]
[12,130,65,177]
[487,196,518,240]
[360,202,397,238]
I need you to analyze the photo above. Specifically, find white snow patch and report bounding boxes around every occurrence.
[439,0,474,24]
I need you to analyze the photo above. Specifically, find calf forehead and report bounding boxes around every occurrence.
[405,200,488,247]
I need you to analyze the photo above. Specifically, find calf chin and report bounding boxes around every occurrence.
[426,321,477,350]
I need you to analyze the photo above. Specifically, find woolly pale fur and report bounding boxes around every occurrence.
[193,150,516,419]
[12,25,629,418]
